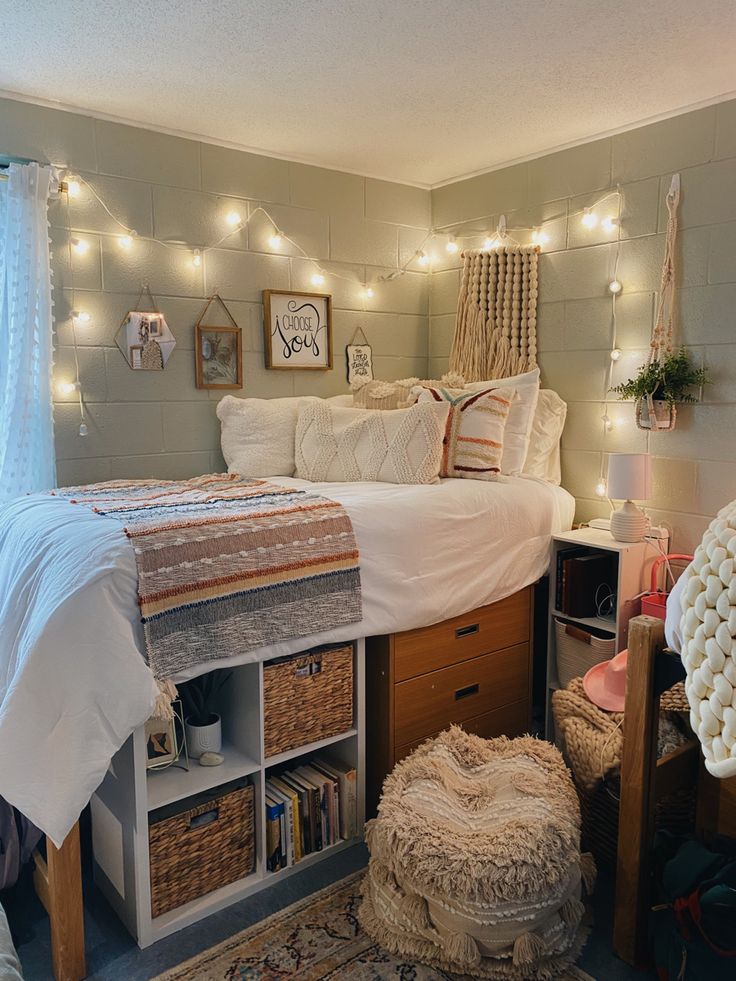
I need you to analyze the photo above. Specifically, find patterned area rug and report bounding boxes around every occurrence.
[153,872,594,980]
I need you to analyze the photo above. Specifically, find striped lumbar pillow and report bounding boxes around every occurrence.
[410,385,516,480]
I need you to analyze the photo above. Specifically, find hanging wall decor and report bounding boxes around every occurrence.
[194,293,243,390]
[345,325,373,385]
[263,290,332,370]
[449,246,539,382]
[115,284,176,370]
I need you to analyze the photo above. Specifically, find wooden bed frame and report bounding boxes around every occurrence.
[32,824,86,981]
[613,615,736,966]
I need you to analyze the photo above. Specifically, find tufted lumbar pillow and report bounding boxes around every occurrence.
[410,385,516,481]
[295,400,449,484]
[679,499,736,778]
[360,727,595,979]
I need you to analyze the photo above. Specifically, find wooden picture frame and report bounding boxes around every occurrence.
[194,293,243,390]
[263,289,332,370]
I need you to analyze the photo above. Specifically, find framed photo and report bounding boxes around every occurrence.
[263,290,332,370]
[145,716,176,768]
[115,309,176,370]
[195,325,243,389]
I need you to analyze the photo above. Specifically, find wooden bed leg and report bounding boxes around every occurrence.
[33,824,86,981]
[613,616,664,967]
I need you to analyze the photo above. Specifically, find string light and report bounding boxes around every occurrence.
[269,230,283,249]
[118,232,136,249]
[311,271,326,286]
[79,422,88,437]
[72,310,91,326]
[531,228,549,246]
[602,414,613,431]
[57,380,80,397]
[362,285,374,299]
[225,211,242,227]
[192,249,202,267]
[601,216,618,234]
[416,250,429,266]
[581,208,597,229]
[71,237,89,255]
[595,479,608,498]
[608,279,622,294]
[483,236,498,249]
[65,177,81,198]
[610,347,622,361]
[446,236,459,254]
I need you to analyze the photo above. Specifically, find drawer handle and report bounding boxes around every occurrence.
[455,683,479,700]
[187,807,219,831]
[455,623,480,639]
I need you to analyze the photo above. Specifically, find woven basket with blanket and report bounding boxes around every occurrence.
[359,727,595,980]
[552,678,694,865]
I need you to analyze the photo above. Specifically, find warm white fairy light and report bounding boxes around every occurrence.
[446,236,459,254]
[531,228,549,246]
[192,249,202,267]
[226,211,242,227]
[608,279,622,294]
[79,422,88,437]
[65,177,81,198]
[581,208,597,229]
[72,310,91,326]
[71,237,89,255]
[601,216,618,234]
[311,271,326,286]
[417,250,429,267]
[118,232,136,249]
[57,380,80,397]
[362,285,374,299]
[483,236,498,249]
[269,230,283,249]
[610,347,622,361]
[595,479,608,498]
[602,413,613,431]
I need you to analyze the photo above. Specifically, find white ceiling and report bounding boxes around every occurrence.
[3,1,736,186]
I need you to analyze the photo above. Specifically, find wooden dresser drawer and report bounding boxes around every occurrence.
[393,698,530,764]
[393,642,529,747]
[393,589,530,682]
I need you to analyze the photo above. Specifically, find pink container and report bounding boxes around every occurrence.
[640,554,693,621]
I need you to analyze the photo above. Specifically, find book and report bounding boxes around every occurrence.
[298,765,333,846]
[282,771,320,852]
[564,553,616,618]
[555,546,587,611]
[265,794,284,872]
[313,759,357,840]
[293,767,324,851]
[268,776,303,863]
[266,780,294,867]
[310,761,342,844]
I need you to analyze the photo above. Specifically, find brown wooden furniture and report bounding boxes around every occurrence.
[32,823,86,980]
[613,615,736,966]
[366,585,534,815]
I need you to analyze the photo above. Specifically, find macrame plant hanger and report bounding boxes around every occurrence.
[450,226,539,382]
[638,175,680,431]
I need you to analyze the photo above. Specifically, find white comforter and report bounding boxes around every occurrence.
[0,475,573,845]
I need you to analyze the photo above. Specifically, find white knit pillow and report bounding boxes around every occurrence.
[465,367,540,475]
[217,394,353,477]
[295,400,450,484]
[680,499,736,778]
[522,389,567,485]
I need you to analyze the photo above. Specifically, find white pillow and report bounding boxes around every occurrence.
[295,400,450,484]
[522,389,567,485]
[217,394,353,477]
[465,367,540,475]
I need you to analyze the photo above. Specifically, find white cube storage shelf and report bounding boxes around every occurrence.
[91,639,366,948]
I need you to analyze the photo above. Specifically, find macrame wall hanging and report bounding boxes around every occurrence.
[449,245,539,382]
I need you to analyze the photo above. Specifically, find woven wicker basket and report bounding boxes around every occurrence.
[555,617,617,688]
[263,643,354,758]
[149,780,254,918]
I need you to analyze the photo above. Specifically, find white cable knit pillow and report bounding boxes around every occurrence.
[295,400,450,484]
[680,498,736,778]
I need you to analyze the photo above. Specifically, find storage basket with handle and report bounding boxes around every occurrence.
[640,553,693,620]
[555,617,617,689]
[263,643,354,758]
[149,778,255,918]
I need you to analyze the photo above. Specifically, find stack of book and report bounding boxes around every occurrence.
[265,757,357,873]
[555,547,616,619]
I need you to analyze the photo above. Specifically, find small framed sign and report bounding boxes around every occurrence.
[346,343,373,385]
[263,290,332,370]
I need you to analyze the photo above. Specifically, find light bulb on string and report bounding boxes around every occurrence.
[416,250,429,267]
[581,208,597,229]
[610,348,622,361]
[362,285,374,299]
[269,230,283,249]
[483,236,498,250]
[602,413,613,431]
[531,228,549,247]
[57,380,80,397]
[446,237,459,254]
[225,211,242,227]
[65,177,81,198]
[608,279,622,294]
[601,216,618,234]
[192,249,202,267]
[595,479,608,498]
[311,271,326,286]
[72,310,91,326]
[71,237,89,255]
[118,232,136,249]
[79,422,88,437]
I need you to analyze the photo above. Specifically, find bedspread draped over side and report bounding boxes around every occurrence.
[52,474,362,714]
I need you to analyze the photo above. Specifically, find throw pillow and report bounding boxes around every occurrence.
[352,372,465,410]
[411,385,516,480]
[294,400,450,484]
[522,389,567,485]
[465,366,540,475]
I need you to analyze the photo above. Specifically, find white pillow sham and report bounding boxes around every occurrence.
[465,367,540,475]
[217,394,353,477]
[295,400,450,484]
[522,389,567,485]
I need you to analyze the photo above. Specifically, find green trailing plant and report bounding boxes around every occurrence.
[611,349,708,407]
[179,669,232,726]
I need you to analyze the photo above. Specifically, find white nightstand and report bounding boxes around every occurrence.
[545,527,667,737]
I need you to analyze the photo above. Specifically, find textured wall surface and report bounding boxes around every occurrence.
[0,96,430,484]
[430,101,736,552]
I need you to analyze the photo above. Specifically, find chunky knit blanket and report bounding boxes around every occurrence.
[52,475,362,711]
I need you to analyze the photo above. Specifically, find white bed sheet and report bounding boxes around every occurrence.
[0,475,573,844]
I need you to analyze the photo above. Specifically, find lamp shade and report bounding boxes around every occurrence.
[607,453,651,501]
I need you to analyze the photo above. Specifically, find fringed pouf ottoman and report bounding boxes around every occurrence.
[359,727,595,980]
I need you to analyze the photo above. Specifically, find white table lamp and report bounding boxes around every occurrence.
[607,453,652,542]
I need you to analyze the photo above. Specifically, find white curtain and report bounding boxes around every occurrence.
[0,163,56,501]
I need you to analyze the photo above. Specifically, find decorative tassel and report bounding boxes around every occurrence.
[398,891,431,930]
[559,896,586,926]
[512,930,545,967]
[445,929,481,967]
[152,678,178,720]
[580,852,597,894]
[370,860,397,890]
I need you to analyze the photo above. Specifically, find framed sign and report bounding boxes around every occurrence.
[263,290,332,370]
[194,293,243,390]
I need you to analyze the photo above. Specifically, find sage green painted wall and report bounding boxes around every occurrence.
[430,101,736,552]
[0,96,431,484]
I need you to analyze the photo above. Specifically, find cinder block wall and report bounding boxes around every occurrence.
[430,101,736,552]
[0,97,431,484]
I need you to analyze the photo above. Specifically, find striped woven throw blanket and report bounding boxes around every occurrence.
[52,474,362,712]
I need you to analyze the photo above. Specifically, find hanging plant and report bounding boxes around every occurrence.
[611,349,708,431]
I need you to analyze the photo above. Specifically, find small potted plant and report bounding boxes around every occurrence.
[611,349,707,431]
[178,669,231,758]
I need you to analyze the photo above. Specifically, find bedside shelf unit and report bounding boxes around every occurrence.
[546,528,664,736]
[90,640,365,948]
